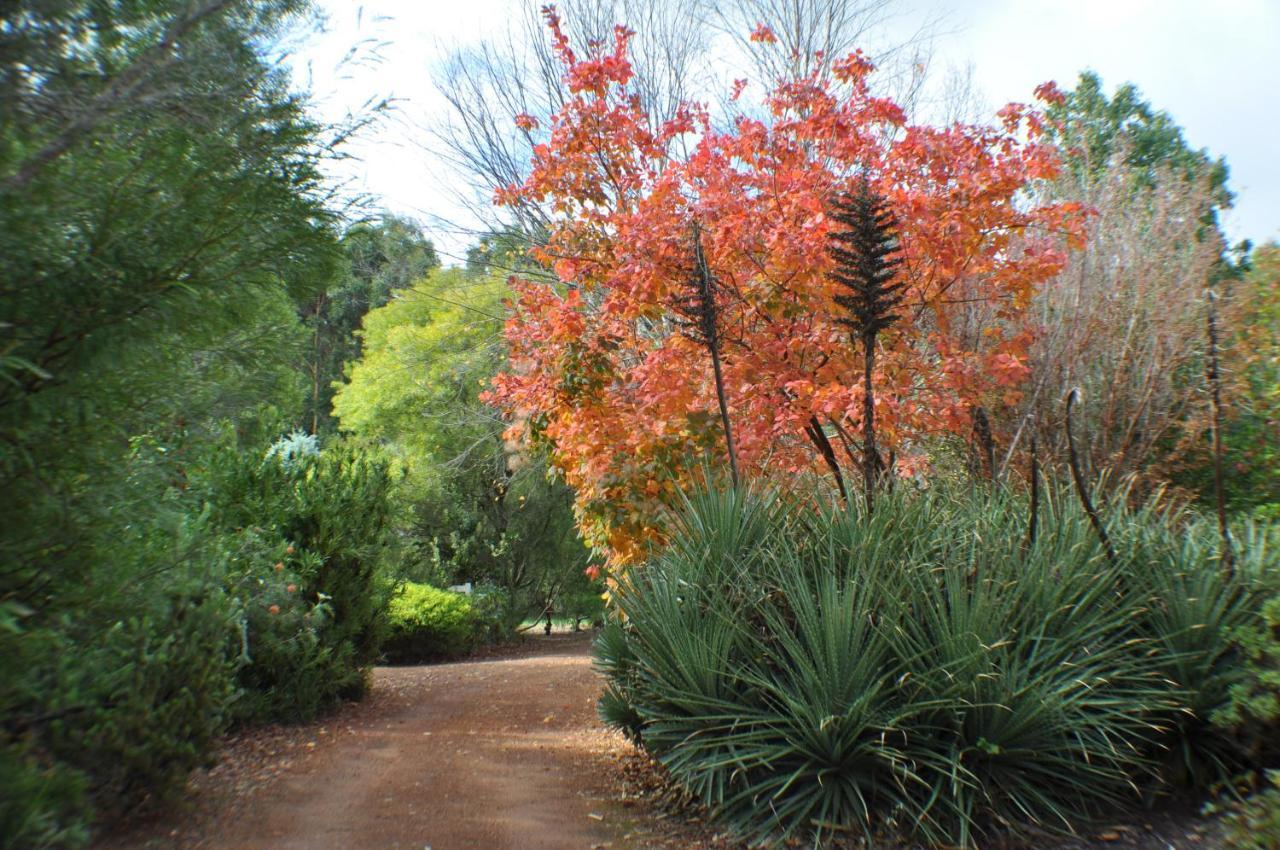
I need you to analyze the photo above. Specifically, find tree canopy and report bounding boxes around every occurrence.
[334,268,592,628]
[488,12,1085,565]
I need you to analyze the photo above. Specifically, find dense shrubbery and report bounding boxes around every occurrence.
[202,436,399,723]
[596,484,1277,847]
[382,582,480,662]
[1216,771,1280,850]
[0,602,235,845]
[0,0,375,844]
[0,439,251,850]
[1215,588,1280,746]
[0,432,398,849]
[0,0,556,845]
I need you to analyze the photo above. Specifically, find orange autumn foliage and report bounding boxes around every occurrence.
[487,8,1086,568]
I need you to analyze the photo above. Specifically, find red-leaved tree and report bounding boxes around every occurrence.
[487,9,1085,569]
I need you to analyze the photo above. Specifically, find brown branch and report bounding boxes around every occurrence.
[1066,387,1117,564]
[1024,429,1040,553]
[2,0,237,193]
[972,405,996,484]
[1206,287,1234,573]
[804,416,848,505]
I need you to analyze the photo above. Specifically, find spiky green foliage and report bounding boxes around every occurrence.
[1115,500,1276,783]
[599,483,1276,847]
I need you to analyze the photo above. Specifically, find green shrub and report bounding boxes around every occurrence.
[599,483,1275,848]
[45,601,237,812]
[0,605,235,849]
[0,483,242,849]
[0,740,89,850]
[0,430,401,843]
[224,539,365,725]
[594,620,644,742]
[200,438,399,723]
[1219,772,1280,850]
[1213,553,1280,761]
[382,582,479,662]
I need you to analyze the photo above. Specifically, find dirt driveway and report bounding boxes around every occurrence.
[100,632,664,850]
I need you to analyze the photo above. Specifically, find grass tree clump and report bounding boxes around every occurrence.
[595,483,1276,847]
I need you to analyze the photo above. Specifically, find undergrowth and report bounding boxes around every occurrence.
[596,483,1277,847]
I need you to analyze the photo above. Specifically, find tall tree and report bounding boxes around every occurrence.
[302,214,439,433]
[429,1,934,243]
[1175,243,1280,513]
[487,14,1082,567]
[1045,71,1232,215]
[0,1,361,839]
[990,74,1238,487]
[332,268,590,626]
[0,0,341,419]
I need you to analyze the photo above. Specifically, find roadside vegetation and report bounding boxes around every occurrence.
[1,1,1276,848]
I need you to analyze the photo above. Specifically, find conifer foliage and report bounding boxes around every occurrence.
[826,181,906,513]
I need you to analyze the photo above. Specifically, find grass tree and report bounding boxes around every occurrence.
[826,180,906,514]
[670,223,739,486]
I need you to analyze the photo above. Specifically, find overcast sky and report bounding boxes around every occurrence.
[295,0,1280,264]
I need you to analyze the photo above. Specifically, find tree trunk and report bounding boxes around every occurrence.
[862,334,876,515]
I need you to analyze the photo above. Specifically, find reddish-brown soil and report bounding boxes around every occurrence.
[97,632,672,850]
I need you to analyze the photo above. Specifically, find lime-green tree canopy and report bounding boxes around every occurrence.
[334,268,595,629]
[334,268,506,457]
[301,215,440,433]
